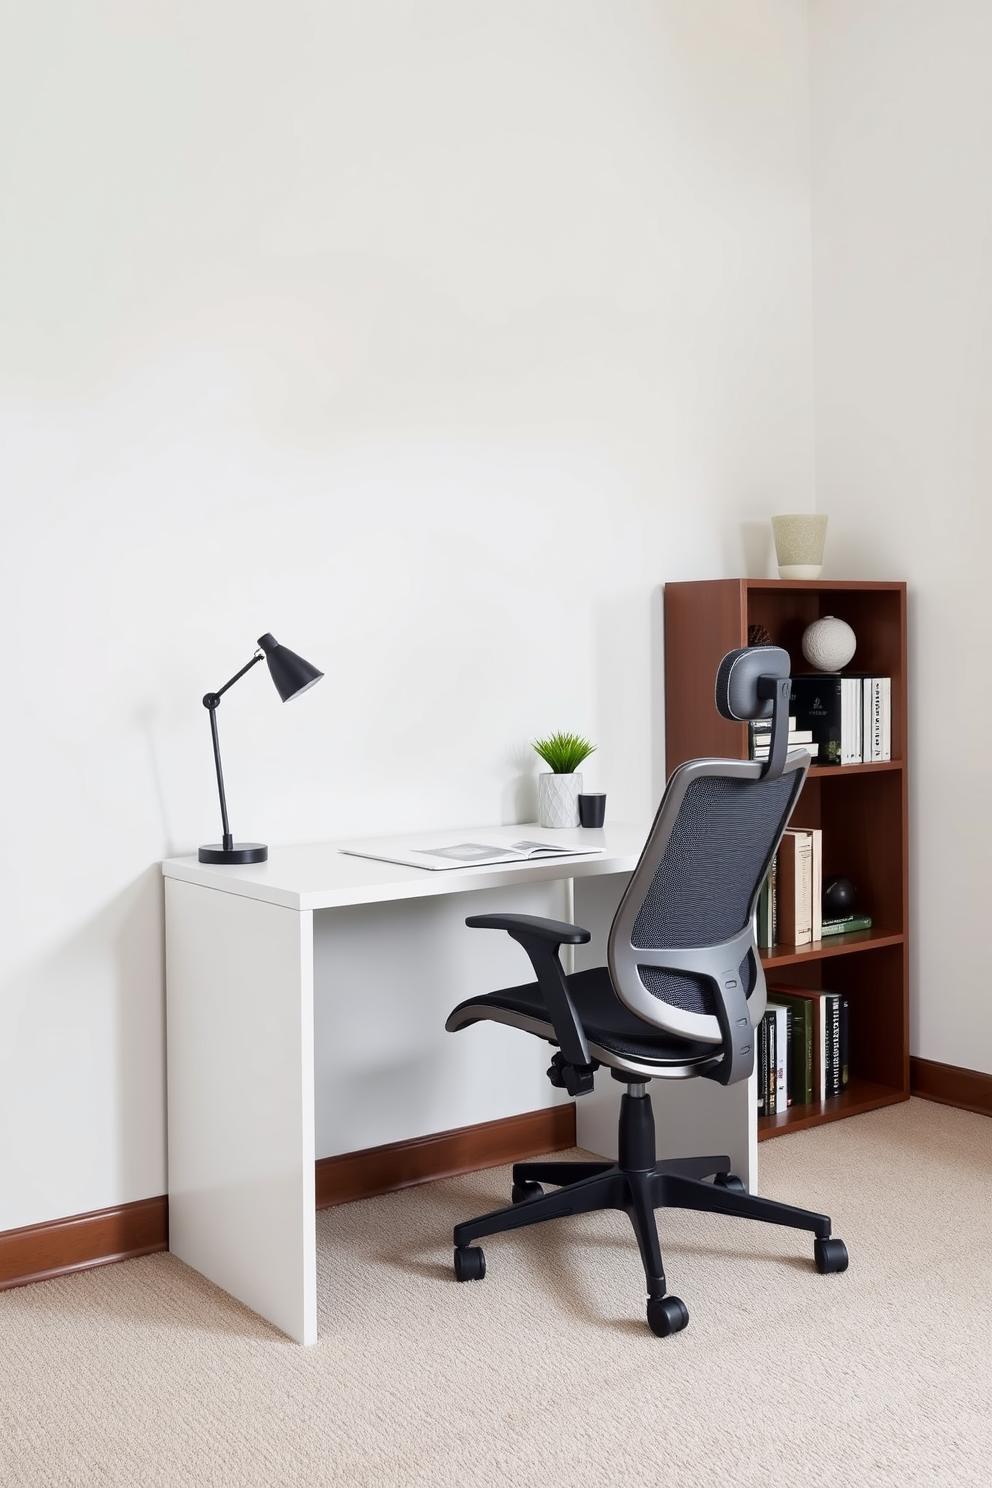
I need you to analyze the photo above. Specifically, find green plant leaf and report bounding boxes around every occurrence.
[531,731,597,774]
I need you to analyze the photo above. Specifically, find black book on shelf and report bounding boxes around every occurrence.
[823,992,844,1098]
[790,674,865,766]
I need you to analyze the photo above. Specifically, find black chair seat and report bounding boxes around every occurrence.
[448,965,718,1069]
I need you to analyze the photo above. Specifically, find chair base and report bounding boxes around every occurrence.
[452,1086,845,1333]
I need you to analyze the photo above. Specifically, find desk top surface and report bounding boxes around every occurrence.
[161,820,649,911]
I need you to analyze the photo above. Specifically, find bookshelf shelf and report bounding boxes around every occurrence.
[664,577,910,1141]
[757,1076,907,1139]
[760,929,904,968]
[808,760,902,778]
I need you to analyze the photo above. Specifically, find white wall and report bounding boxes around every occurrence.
[808,0,992,1074]
[0,1,815,1232]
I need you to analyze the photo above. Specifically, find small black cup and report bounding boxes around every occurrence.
[578,793,606,828]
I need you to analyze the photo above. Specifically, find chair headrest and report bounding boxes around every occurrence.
[715,645,791,722]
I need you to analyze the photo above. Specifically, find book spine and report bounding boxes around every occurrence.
[809,827,822,941]
[839,995,850,1090]
[841,676,863,764]
[756,1014,767,1115]
[799,1001,813,1105]
[756,871,773,950]
[777,830,812,946]
[824,993,842,1098]
[766,1011,777,1115]
[775,1003,789,1113]
[863,679,874,763]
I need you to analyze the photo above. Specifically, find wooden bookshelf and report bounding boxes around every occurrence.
[664,579,910,1140]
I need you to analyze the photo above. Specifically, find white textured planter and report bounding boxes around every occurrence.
[537,772,582,829]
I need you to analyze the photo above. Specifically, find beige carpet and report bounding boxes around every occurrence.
[2,1098,990,1487]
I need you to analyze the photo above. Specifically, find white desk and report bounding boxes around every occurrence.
[162,821,755,1343]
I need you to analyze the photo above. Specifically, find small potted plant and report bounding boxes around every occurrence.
[532,731,597,828]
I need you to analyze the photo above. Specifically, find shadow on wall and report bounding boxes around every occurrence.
[0,866,166,1233]
[740,519,776,579]
[500,747,538,824]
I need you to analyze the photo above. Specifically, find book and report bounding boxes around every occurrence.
[756,1012,768,1116]
[756,856,776,951]
[821,913,872,936]
[750,721,816,759]
[761,868,773,946]
[752,716,798,733]
[839,995,850,1091]
[777,829,813,945]
[751,742,817,761]
[751,727,814,745]
[809,827,823,941]
[823,992,843,1098]
[841,676,863,764]
[767,984,829,1101]
[867,677,892,761]
[790,674,866,766]
[773,1001,790,1112]
[764,1008,777,1115]
[338,836,604,871]
[767,992,814,1105]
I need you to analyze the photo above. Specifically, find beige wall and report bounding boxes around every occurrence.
[808,0,992,1073]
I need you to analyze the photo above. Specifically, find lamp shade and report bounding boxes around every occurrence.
[257,633,324,702]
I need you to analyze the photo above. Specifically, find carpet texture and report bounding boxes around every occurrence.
[2,1098,990,1487]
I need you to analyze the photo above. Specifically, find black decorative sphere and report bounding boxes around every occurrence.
[823,876,856,916]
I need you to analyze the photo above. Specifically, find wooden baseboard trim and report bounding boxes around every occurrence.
[0,1106,577,1288]
[316,1104,577,1209]
[910,1056,992,1117]
[0,1195,169,1292]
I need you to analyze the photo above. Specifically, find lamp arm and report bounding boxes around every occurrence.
[202,651,264,853]
[210,650,264,702]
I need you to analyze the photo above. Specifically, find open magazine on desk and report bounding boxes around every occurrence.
[339,836,604,871]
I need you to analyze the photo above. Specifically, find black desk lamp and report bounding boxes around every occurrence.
[198,632,323,865]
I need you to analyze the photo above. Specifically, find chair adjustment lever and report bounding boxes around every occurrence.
[547,1051,598,1097]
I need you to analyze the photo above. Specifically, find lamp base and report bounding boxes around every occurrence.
[198,842,268,864]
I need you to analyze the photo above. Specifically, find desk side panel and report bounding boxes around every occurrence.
[165,880,317,1344]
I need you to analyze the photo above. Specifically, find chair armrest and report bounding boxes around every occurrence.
[465,913,591,945]
[466,913,594,1082]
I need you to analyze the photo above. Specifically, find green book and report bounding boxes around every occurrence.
[767,993,814,1106]
[821,914,872,937]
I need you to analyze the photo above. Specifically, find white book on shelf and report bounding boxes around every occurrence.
[841,676,863,763]
[878,676,892,760]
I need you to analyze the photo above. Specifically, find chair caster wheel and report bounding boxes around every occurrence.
[454,1245,486,1282]
[647,1295,689,1337]
[713,1173,747,1194]
[511,1180,544,1203]
[814,1236,849,1274]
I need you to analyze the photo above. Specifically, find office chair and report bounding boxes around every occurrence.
[446,646,848,1337]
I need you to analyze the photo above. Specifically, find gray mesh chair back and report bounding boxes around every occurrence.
[608,645,808,1086]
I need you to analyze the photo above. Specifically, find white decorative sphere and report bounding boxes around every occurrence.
[801,616,856,672]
